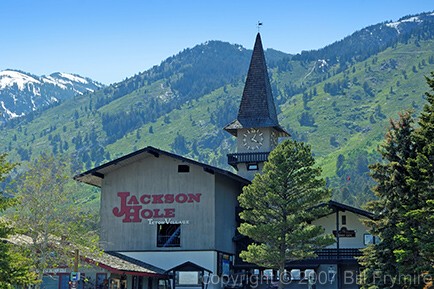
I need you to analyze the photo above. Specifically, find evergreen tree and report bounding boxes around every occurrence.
[396,72,434,284]
[237,140,334,289]
[359,111,416,289]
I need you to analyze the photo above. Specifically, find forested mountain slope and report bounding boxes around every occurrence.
[2,11,434,208]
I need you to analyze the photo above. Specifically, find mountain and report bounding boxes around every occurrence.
[2,11,434,209]
[0,69,103,123]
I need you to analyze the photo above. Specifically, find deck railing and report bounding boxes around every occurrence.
[315,248,362,260]
[227,152,270,167]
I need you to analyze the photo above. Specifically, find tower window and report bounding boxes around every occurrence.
[178,165,190,173]
[247,163,259,171]
[157,224,181,247]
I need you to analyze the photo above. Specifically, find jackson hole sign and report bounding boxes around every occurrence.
[112,192,202,223]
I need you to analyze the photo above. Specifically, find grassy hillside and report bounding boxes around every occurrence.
[2,13,434,209]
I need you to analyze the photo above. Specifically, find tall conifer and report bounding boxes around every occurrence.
[359,111,416,289]
[237,140,334,289]
[396,72,434,284]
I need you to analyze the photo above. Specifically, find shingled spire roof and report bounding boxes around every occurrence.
[224,33,289,136]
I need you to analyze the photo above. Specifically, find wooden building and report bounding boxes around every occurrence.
[75,146,248,289]
[75,33,375,289]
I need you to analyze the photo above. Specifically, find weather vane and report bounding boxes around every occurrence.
[257,21,263,32]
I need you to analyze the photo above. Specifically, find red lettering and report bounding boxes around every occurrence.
[164,194,174,203]
[113,192,130,217]
[152,194,164,204]
[141,209,153,219]
[164,208,175,218]
[113,192,142,222]
[140,194,151,204]
[113,192,202,222]
[122,206,142,222]
[152,209,165,218]
[127,195,139,204]
[187,193,201,203]
[175,193,188,203]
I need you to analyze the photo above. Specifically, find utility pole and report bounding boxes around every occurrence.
[74,249,79,272]
[70,249,80,289]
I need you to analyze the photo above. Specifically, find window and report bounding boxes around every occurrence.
[247,163,259,171]
[364,234,380,245]
[341,215,347,225]
[157,224,181,247]
[158,279,170,289]
[96,274,108,289]
[303,269,315,281]
[178,165,190,173]
[290,269,301,281]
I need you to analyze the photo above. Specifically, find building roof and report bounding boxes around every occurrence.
[4,234,167,277]
[312,200,375,220]
[327,200,374,219]
[165,261,212,274]
[224,33,289,137]
[73,146,250,188]
[92,251,167,277]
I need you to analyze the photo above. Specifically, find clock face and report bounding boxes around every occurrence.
[242,128,264,150]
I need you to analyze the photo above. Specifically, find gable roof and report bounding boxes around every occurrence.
[328,200,374,219]
[165,261,212,273]
[224,33,289,137]
[73,146,250,187]
[94,251,167,277]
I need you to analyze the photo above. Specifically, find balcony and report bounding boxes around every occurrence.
[227,152,270,168]
[315,248,363,260]
[285,249,363,267]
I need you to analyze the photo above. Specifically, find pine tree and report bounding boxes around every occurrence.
[359,111,416,289]
[237,140,334,289]
[396,72,434,285]
[360,73,434,289]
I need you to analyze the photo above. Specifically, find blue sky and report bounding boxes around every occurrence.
[0,0,433,84]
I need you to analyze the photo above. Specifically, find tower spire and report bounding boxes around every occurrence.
[224,33,289,137]
[224,33,289,180]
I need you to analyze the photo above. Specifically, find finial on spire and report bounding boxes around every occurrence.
[257,21,263,32]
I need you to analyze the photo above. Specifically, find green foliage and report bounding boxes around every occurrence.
[9,153,101,285]
[238,140,334,287]
[0,154,38,288]
[396,72,434,280]
[359,111,416,289]
[359,74,434,289]
[2,14,434,211]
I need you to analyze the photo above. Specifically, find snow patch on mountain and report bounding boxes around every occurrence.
[42,76,67,89]
[1,101,23,118]
[0,69,103,123]
[386,16,422,33]
[0,70,41,90]
[385,13,433,33]
[58,72,88,84]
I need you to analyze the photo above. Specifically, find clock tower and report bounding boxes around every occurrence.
[224,33,289,180]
